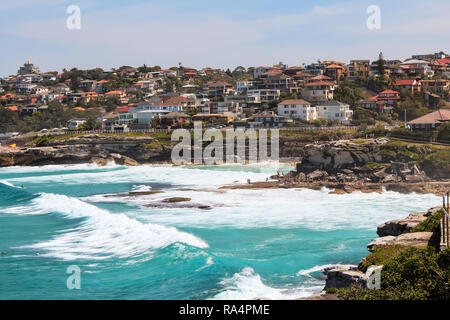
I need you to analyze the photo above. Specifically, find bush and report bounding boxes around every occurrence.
[420,149,450,179]
[437,122,450,141]
[391,127,432,139]
[363,125,388,137]
[410,210,444,233]
[340,247,449,300]
[359,245,407,273]
[326,288,338,294]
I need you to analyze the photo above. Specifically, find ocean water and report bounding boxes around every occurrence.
[0,163,441,300]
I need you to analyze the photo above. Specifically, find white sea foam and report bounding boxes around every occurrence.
[132,185,153,192]
[15,193,208,260]
[4,164,280,188]
[7,164,438,232]
[212,267,323,300]
[0,180,15,187]
[129,187,440,231]
[296,264,337,277]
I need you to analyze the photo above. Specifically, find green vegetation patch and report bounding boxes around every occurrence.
[340,247,449,300]
[362,162,389,171]
[359,245,408,273]
[410,210,444,233]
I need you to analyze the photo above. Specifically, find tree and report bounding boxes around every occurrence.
[79,117,101,130]
[334,82,365,107]
[376,51,386,78]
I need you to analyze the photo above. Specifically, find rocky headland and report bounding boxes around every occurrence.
[0,134,171,167]
[223,138,449,195]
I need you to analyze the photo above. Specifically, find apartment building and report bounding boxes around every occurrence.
[277,99,316,121]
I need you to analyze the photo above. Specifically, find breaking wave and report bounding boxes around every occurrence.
[213,267,323,300]
[14,193,208,260]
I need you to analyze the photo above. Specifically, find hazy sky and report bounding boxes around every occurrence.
[1,0,449,76]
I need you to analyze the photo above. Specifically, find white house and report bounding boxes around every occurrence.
[14,83,36,93]
[247,89,280,103]
[236,80,254,93]
[29,86,49,95]
[277,99,317,121]
[317,101,353,124]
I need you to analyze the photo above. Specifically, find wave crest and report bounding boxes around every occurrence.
[16,193,208,260]
[213,267,322,300]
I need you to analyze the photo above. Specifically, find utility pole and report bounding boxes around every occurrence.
[404,109,407,127]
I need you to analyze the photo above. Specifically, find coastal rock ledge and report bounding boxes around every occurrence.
[377,206,441,237]
[322,265,365,289]
[322,265,383,290]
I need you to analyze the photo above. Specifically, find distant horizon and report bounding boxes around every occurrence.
[1,0,449,77]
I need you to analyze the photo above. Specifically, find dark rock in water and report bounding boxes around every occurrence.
[104,190,165,198]
[144,201,212,210]
[163,197,191,203]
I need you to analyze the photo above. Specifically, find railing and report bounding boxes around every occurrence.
[441,191,450,250]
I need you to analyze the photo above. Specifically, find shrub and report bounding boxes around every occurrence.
[359,245,407,273]
[340,247,449,300]
[410,210,444,233]
[326,288,338,294]
[362,162,388,171]
[420,149,450,178]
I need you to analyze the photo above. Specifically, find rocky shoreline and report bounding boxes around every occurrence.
[2,135,448,197]
[312,205,443,300]
[221,137,449,196]
[0,134,171,167]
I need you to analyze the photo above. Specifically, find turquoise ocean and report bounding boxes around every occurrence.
[0,163,441,300]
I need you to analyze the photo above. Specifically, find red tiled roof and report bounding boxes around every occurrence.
[73,107,85,111]
[408,109,450,124]
[395,79,417,86]
[436,58,450,65]
[278,99,311,105]
[325,64,345,69]
[117,106,130,113]
[379,90,400,95]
